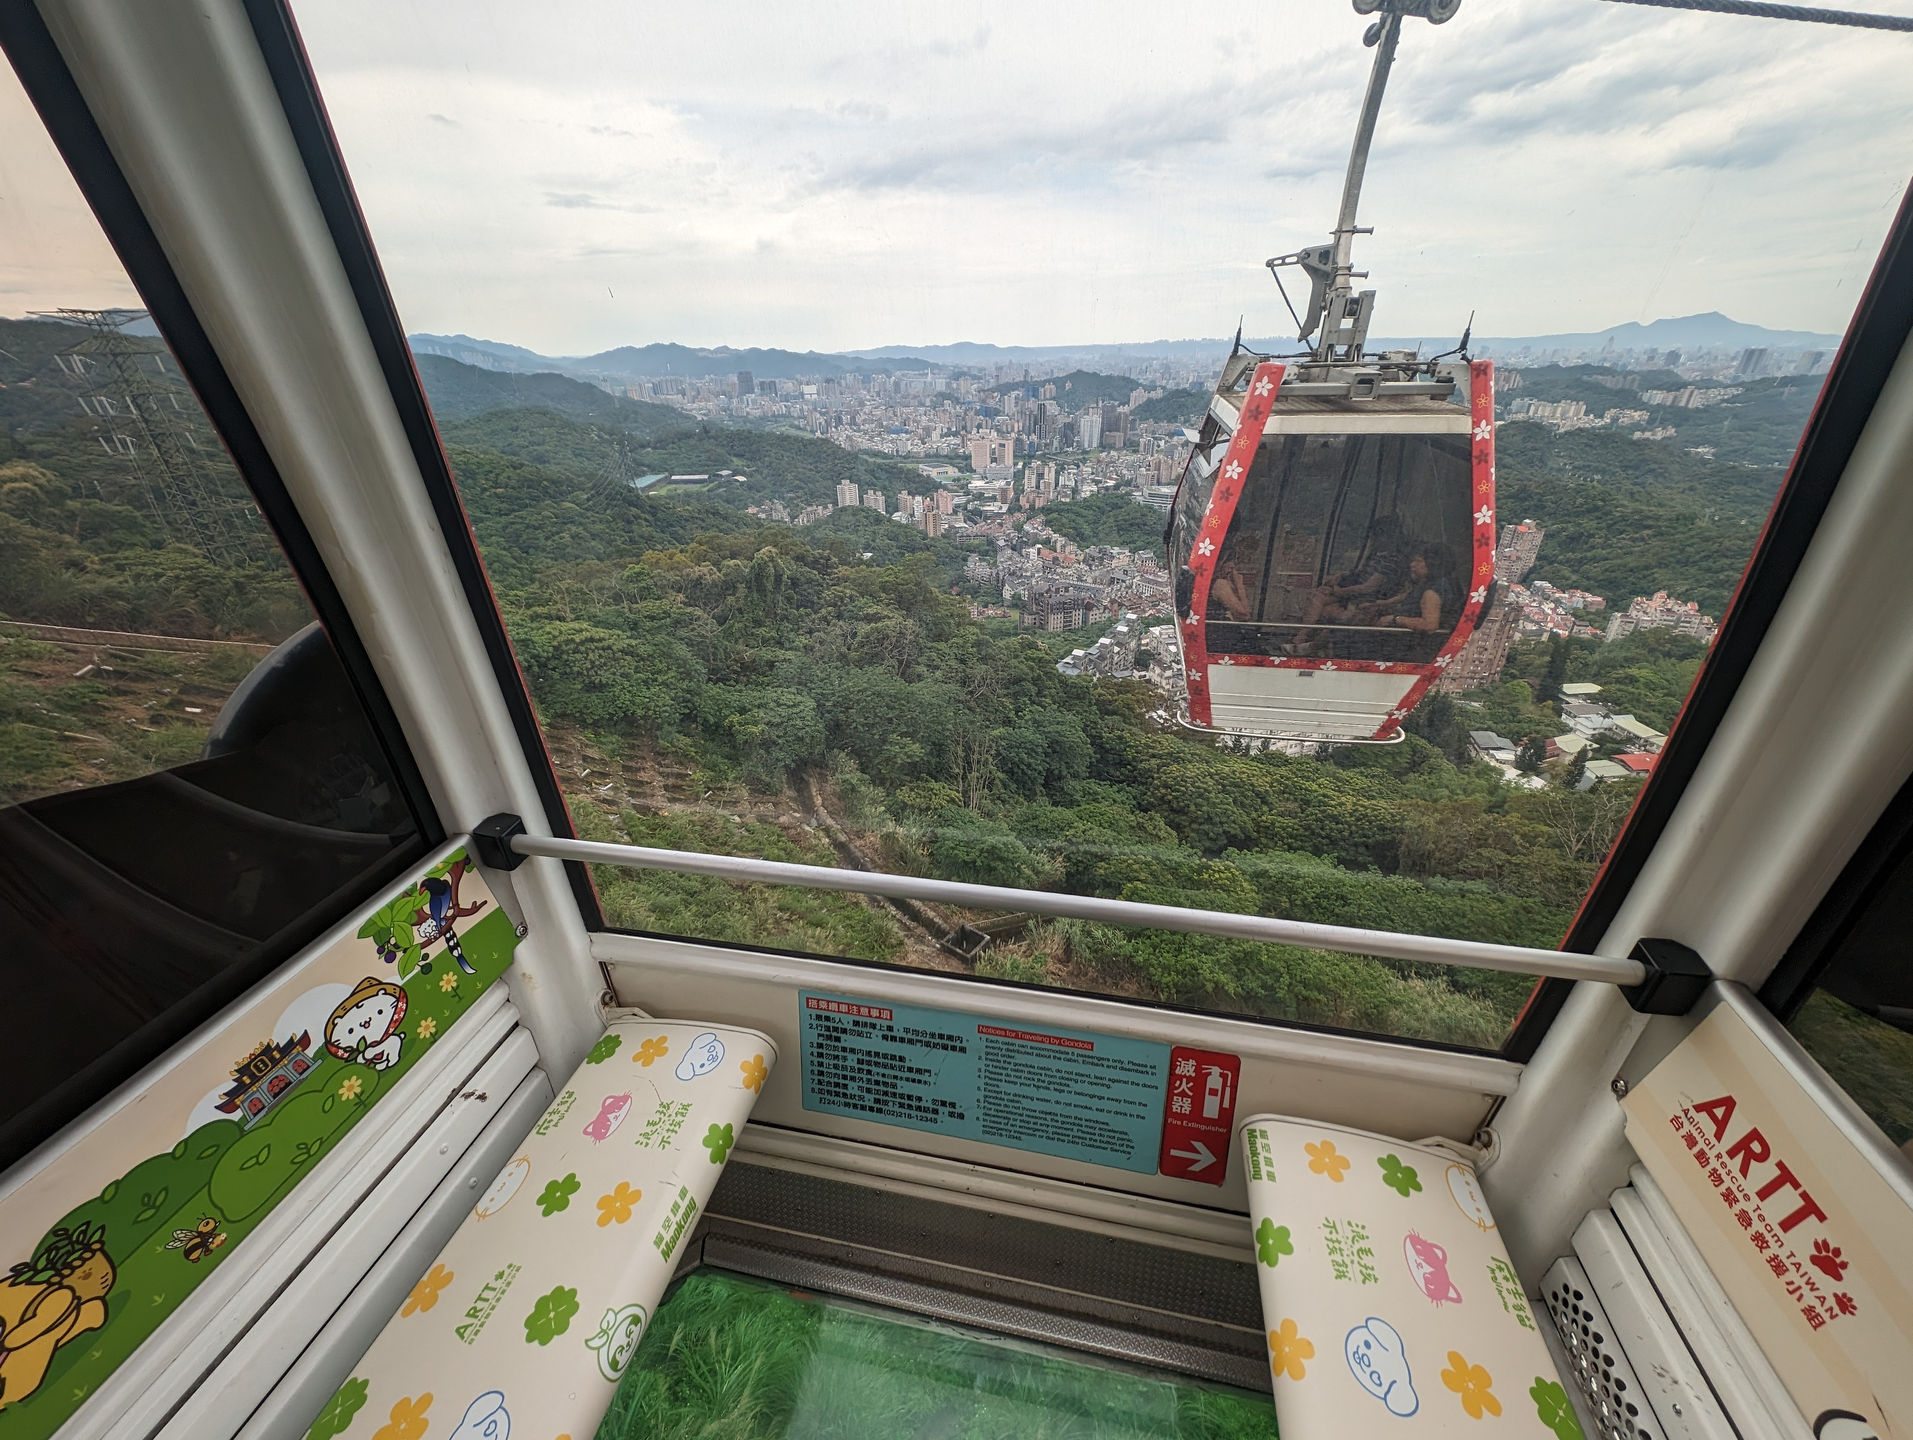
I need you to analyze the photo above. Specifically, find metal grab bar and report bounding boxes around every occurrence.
[502,830,1646,987]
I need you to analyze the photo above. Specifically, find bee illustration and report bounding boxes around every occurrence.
[166,1216,228,1263]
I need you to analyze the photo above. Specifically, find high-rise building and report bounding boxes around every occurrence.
[1078,408,1102,450]
[835,479,860,509]
[862,490,886,513]
[924,509,943,538]
[1735,348,1770,380]
[935,489,955,515]
[1495,520,1544,584]
[736,370,756,395]
[969,433,1016,484]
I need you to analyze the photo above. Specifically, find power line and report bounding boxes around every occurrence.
[1596,0,1913,31]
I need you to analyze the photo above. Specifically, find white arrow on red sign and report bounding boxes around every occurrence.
[1167,1140,1216,1173]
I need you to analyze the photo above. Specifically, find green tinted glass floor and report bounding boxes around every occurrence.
[598,1268,1279,1440]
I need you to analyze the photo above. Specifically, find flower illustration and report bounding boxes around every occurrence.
[524,1284,580,1346]
[400,1262,454,1317]
[438,972,459,993]
[596,1181,641,1227]
[536,1171,581,1216]
[1305,1139,1350,1182]
[1378,1153,1422,1197]
[635,1035,670,1067]
[1268,1318,1314,1381]
[416,1018,438,1041]
[586,1033,622,1065]
[703,1122,735,1164]
[1443,1351,1501,1419]
[306,1377,368,1440]
[1254,1218,1293,1268]
[1531,1377,1585,1440]
[371,1391,432,1440]
[740,1054,768,1092]
[337,1075,363,1102]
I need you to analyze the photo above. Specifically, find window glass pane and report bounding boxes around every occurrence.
[294,2,1910,1050]
[0,54,427,1157]
[1209,434,1471,664]
[1786,844,1913,1156]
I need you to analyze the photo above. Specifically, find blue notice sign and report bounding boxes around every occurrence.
[799,990,1172,1173]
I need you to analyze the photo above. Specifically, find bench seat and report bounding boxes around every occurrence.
[1240,1114,1581,1440]
[305,1018,775,1440]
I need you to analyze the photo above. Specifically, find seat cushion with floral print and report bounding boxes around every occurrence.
[1238,1115,1582,1440]
[301,1019,775,1440]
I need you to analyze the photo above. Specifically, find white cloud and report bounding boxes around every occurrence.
[9,1,1912,353]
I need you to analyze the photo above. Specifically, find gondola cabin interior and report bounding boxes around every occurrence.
[1,1,1911,1439]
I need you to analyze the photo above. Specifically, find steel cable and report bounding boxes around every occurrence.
[1597,0,1913,31]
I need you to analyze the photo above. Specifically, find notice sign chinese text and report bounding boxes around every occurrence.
[1623,1004,1913,1439]
[800,991,1170,1173]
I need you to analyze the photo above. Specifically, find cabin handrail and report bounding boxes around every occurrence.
[494,827,1649,988]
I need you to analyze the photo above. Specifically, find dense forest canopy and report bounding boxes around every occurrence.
[1,332,1798,1050]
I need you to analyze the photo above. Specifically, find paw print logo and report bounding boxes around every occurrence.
[1305,1139,1350,1182]
[703,1122,736,1165]
[1810,1239,1849,1281]
[1378,1154,1422,1197]
[1255,1219,1293,1268]
[634,1035,670,1067]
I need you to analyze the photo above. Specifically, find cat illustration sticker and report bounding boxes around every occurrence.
[0,1224,115,1412]
[675,1032,725,1082]
[450,1388,510,1438]
[583,1094,634,1144]
[474,1157,532,1219]
[1446,1165,1495,1230]
[1346,1316,1419,1417]
[586,1302,648,1381]
[1403,1232,1462,1305]
[325,977,409,1071]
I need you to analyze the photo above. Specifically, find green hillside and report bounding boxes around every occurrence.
[415,352,684,430]
[1041,371,1143,409]
[1040,493,1167,558]
[1129,386,1208,425]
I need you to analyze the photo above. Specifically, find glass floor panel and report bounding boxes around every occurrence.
[598,1268,1279,1440]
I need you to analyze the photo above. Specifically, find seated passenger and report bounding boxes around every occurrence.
[1374,550,1452,637]
[1289,523,1406,651]
[1209,559,1255,621]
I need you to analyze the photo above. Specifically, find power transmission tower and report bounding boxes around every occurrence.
[38,308,262,564]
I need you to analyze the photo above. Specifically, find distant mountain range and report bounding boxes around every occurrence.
[408,312,1843,385]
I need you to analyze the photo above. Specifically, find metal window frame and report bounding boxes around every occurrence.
[0,2,441,1174]
[236,0,603,930]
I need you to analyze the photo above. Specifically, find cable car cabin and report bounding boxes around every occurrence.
[1170,351,1494,741]
[4,3,1913,1440]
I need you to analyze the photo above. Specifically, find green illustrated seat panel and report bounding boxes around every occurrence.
[306,1020,775,1440]
[1238,1115,1580,1440]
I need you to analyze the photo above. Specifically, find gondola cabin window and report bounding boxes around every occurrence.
[1205,428,1473,664]
[0,57,430,1171]
[289,0,1909,1053]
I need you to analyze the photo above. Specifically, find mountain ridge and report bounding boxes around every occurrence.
[409,311,1842,382]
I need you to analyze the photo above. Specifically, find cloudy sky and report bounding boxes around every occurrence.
[8,1,1913,354]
